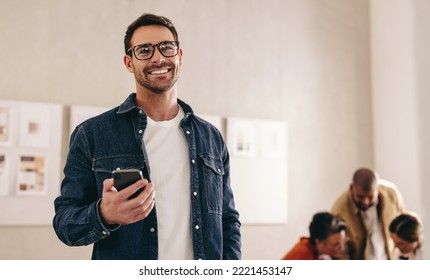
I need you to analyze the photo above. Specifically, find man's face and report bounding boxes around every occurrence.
[316,230,347,258]
[124,25,182,94]
[350,183,378,211]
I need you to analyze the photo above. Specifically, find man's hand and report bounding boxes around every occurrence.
[99,178,155,225]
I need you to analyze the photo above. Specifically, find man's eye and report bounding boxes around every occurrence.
[160,45,174,51]
[136,46,151,55]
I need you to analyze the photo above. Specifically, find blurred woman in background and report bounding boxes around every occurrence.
[389,213,424,260]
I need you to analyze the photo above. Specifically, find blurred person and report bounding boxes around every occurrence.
[389,213,424,260]
[281,212,348,260]
[332,168,405,259]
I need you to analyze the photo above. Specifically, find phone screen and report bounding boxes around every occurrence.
[112,169,143,198]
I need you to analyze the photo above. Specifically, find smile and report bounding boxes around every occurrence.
[148,69,170,75]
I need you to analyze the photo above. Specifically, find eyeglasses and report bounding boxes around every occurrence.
[127,41,180,60]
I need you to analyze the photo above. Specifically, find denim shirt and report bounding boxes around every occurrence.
[53,93,241,260]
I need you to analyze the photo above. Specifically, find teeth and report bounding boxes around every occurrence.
[149,69,168,74]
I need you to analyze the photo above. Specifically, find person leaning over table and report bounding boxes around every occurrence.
[281,212,348,260]
[331,168,405,259]
[389,212,424,260]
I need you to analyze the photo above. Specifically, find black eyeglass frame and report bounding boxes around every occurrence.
[126,41,180,60]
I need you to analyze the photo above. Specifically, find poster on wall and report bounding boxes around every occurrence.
[0,99,63,225]
[260,122,284,159]
[18,106,51,148]
[0,107,11,145]
[227,117,288,224]
[0,154,10,196]
[227,118,256,158]
[16,155,47,195]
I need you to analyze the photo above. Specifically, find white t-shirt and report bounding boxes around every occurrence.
[362,205,388,260]
[144,107,193,260]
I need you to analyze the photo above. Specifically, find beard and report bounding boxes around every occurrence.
[134,61,180,94]
[356,203,374,211]
[355,199,377,211]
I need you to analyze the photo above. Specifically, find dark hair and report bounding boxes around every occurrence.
[389,213,422,243]
[309,212,347,244]
[124,13,179,54]
[352,168,378,191]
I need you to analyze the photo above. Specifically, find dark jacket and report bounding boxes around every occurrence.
[53,93,241,260]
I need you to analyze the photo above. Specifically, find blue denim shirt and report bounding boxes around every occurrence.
[53,93,241,260]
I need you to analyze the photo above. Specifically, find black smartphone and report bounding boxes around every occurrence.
[112,169,143,199]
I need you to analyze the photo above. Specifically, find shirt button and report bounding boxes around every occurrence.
[150,228,155,233]
[138,129,143,134]
[139,110,143,114]
[193,192,197,196]
[186,130,191,135]
[102,231,107,235]
[195,225,200,230]
[217,168,221,173]
[191,159,195,164]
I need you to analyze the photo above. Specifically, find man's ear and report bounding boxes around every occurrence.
[124,55,134,73]
[178,48,183,66]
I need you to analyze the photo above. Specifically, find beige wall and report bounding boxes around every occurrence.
[0,0,399,260]
[415,0,430,258]
[370,0,430,257]
[370,0,421,215]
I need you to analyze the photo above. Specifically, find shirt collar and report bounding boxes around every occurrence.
[116,93,194,117]
[117,93,139,114]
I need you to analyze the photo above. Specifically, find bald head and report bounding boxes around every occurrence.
[352,168,379,191]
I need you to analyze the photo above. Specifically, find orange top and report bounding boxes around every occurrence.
[281,237,318,260]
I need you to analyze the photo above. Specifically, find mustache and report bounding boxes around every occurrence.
[144,61,175,72]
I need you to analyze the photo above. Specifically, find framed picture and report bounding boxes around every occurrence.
[0,154,10,196]
[0,100,63,225]
[227,118,256,158]
[227,117,288,224]
[0,106,12,146]
[16,155,47,195]
[18,106,51,148]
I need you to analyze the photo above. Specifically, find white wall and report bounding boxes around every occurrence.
[370,0,422,215]
[414,0,430,258]
[370,0,429,258]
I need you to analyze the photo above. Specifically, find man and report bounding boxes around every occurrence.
[282,212,348,260]
[53,13,241,260]
[331,168,404,259]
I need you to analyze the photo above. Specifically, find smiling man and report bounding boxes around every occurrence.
[331,168,405,259]
[53,13,241,260]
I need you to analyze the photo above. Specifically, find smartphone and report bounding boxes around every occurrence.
[112,168,143,199]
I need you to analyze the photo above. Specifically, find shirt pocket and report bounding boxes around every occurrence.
[92,154,147,190]
[200,154,224,215]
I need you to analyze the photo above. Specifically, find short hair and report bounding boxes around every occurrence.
[124,13,179,54]
[389,213,423,243]
[309,212,347,244]
[352,168,379,191]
